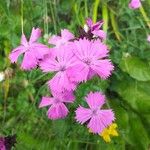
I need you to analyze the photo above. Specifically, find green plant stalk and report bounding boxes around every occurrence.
[21,0,24,33]
[73,3,81,25]
[50,0,57,33]
[139,6,150,28]
[84,0,88,18]
[102,2,108,33]
[43,0,48,34]
[110,9,122,41]
[92,0,100,23]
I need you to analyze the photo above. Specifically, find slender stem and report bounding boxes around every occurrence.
[139,6,150,28]
[50,0,57,33]
[44,0,48,34]
[21,0,24,34]
[102,2,108,33]
[92,0,100,23]
[84,0,88,18]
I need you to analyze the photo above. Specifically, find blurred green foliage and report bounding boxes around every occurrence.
[0,0,150,149]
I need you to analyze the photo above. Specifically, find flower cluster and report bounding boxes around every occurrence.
[9,18,116,141]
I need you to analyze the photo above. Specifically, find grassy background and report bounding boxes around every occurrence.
[0,0,150,149]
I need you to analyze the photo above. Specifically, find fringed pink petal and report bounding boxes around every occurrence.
[29,27,41,43]
[85,92,105,109]
[47,103,69,120]
[39,97,54,108]
[75,106,92,124]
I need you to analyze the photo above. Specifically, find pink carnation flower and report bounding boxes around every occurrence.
[67,38,114,82]
[9,27,50,70]
[39,90,75,120]
[86,18,106,40]
[147,35,150,42]
[129,0,141,9]
[40,44,77,92]
[75,92,115,134]
[48,29,74,48]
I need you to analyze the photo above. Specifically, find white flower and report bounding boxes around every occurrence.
[0,72,5,82]
[83,24,89,33]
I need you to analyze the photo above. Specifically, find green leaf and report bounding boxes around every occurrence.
[126,113,150,150]
[120,55,150,81]
[111,76,150,114]
[109,99,129,130]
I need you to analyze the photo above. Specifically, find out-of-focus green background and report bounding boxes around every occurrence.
[0,0,150,149]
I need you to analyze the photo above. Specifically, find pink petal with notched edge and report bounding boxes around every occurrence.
[51,90,75,103]
[9,46,26,63]
[87,68,96,80]
[99,110,115,127]
[91,59,114,79]
[92,30,106,40]
[30,43,50,59]
[86,18,93,27]
[89,40,108,59]
[47,103,69,120]
[29,27,41,44]
[21,34,28,47]
[72,39,91,60]
[61,29,74,41]
[85,92,105,109]
[86,18,103,31]
[56,44,75,63]
[87,115,106,134]
[21,51,37,70]
[48,35,61,46]
[48,72,76,92]
[75,106,92,124]
[39,97,54,108]
[92,20,104,31]
[67,63,90,82]
[61,91,75,103]
[62,92,75,103]
[40,57,59,72]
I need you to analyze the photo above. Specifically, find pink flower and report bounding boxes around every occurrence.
[75,92,115,134]
[67,38,114,82]
[40,44,77,92]
[48,29,74,48]
[86,18,106,40]
[9,27,50,70]
[147,35,150,42]
[39,90,75,120]
[129,0,141,9]
[0,137,5,150]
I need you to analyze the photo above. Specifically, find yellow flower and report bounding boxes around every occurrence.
[100,128,111,143]
[100,123,118,143]
[108,123,118,137]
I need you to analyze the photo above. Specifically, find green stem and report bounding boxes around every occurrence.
[84,0,88,18]
[50,0,57,33]
[92,0,100,23]
[21,0,24,33]
[139,6,150,28]
[102,2,108,33]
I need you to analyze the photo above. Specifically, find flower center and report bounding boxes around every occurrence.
[82,58,91,65]
[92,109,98,116]
[59,65,66,71]
[54,98,60,104]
